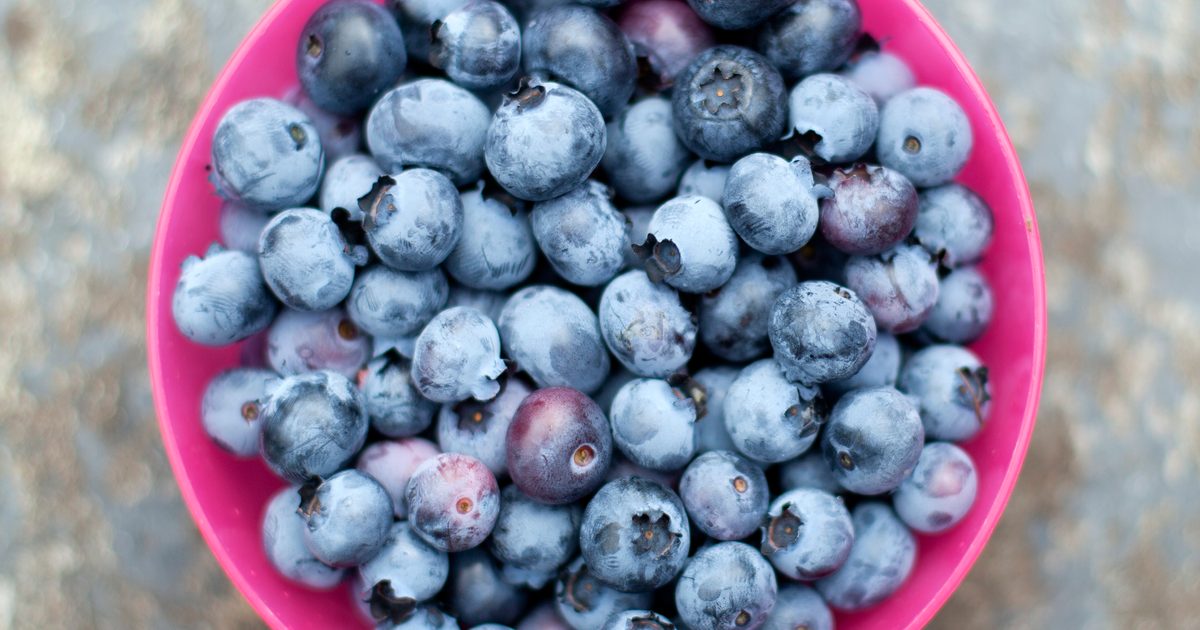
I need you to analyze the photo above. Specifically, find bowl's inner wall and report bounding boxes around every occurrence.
[147,1,1044,628]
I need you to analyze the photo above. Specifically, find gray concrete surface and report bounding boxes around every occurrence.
[1,0,1198,627]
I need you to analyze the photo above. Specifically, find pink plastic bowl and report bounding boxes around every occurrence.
[147,1,1046,627]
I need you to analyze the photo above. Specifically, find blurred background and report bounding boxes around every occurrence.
[1,0,1198,627]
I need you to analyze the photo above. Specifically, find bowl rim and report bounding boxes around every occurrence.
[146,0,1047,628]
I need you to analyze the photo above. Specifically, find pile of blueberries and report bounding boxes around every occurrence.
[173,0,998,627]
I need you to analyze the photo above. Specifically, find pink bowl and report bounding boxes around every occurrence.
[147,0,1046,627]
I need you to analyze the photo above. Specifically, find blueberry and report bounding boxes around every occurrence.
[260,370,369,483]
[685,0,791,29]
[506,387,613,504]
[447,548,528,627]
[842,50,915,105]
[358,521,450,623]
[610,378,697,471]
[348,266,448,339]
[788,74,878,164]
[768,281,877,385]
[723,359,824,463]
[447,183,538,291]
[616,0,714,89]
[603,611,675,630]
[759,0,861,79]
[598,270,697,378]
[298,0,407,115]
[287,87,363,161]
[825,331,901,396]
[554,557,653,629]
[406,452,501,552]
[722,153,822,256]
[898,344,990,442]
[602,97,692,204]
[691,366,738,453]
[762,585,833,630]
[679,450,768,540]
[700,253,798,362]
[430,1,522,91]
[391,0,469,62]
[523,5,636,117]
[778,450,842,495]
[437,374,533,476]
[531,181,628,286]
[815,502,916,611]
[487,79,607,202]
[498,286,611,393]
[267,307,371,378]
[894,441,978,534]
[819,164,919,256]
[258,208,367,311]
[357,437,441,517]
[821,386,923,495]
[520,603,572,630]
[579,477,690,592]
[377,604,460,630]
[923,266,994,343]
[218,200,271,253]
[367,79,491,185]
[672,46,787,163]
[491,485,581,583]
[448,285,509,322]
[622,206,656,269]
[261,486,345,589]
[202,368,276,456]
[676,159,730,202]
[360,355,439,437]
[876,87,973,188]
[761,488,853,580]
[300,469,393,566]
[411,306,507,403]
[362,169,465,271]
[210,98,323,211]
[639,195,738,293]
[845,243,940,334]
[172,245,277,345]
[914,183,994,268]
[674,541,777,630]
[320,154,385,221]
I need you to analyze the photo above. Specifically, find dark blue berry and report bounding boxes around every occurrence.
[685,0,791,30]
[640,195,738,293]
[523,5,637,117]
[348,265,449,338]
[437,374,533,476]
[357,521,449,623]
[446,548,528,627]
[261,486,345,589]
[430,1,522,91]
[898,344,990,442]
[769,281,877,385]
[787,73,878,164]
[554,557,653,629]
[411,306,507,403]
[599,270,697,377]
[602,97,692,204]
[610,378,697,471]
[923,266,993,343]
[298,0,407,115]
[722,153,822,256]
[821,386,923,495]
[914,183,994,268]
[672,46,787,163]
[762,585,833,630]
[490,485,581,584]
[895,441,978,534]
[531,181,628,286]
[723,359,824,463]
[447,183,538,291]
[759,0,861,79]
[202,368,276,456]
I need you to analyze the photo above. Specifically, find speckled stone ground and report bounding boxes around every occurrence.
[1,0,1198,628]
